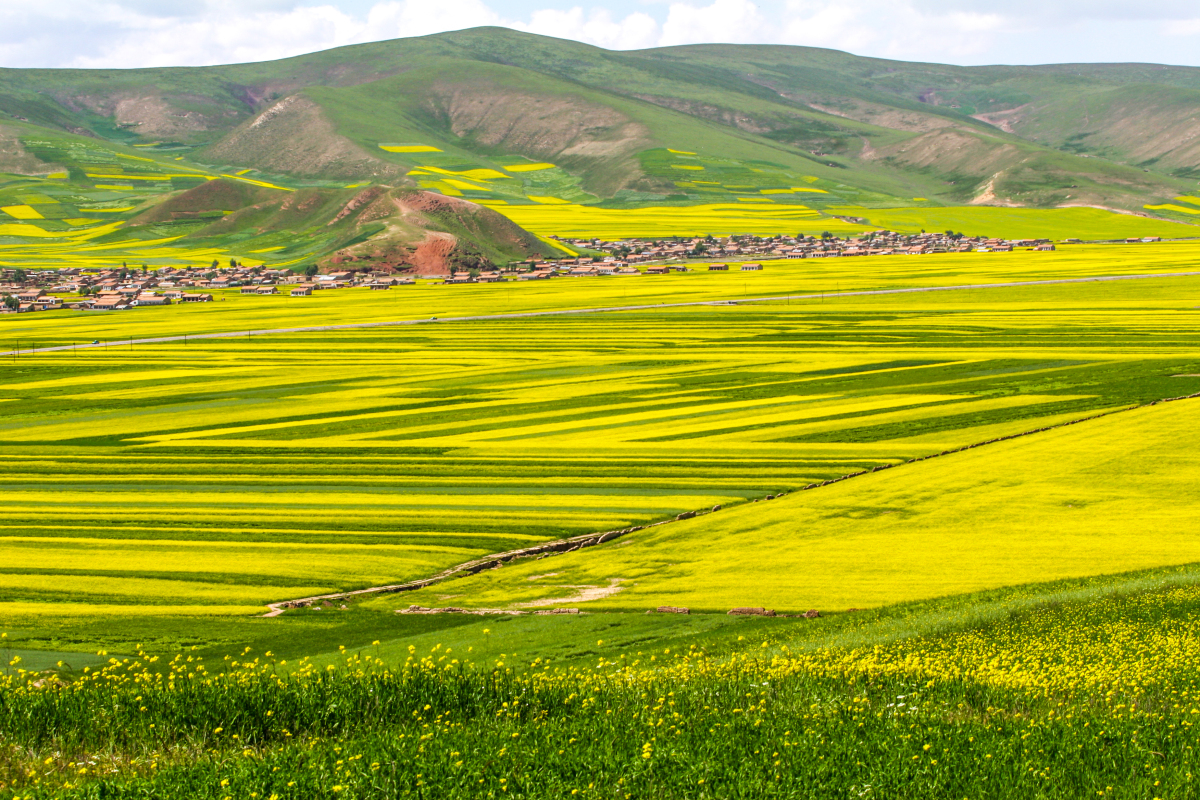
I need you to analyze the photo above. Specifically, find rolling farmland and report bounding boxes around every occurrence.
[7,27,1200,797]
[5,249,1200,627]
[417,396,1200,613]
[8,243,1200,800]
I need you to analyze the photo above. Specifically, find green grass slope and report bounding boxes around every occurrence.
[655,43,1200,179]
[2,28,1199,217]
[0,120,555,271]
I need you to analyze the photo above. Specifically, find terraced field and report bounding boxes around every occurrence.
[5,253,1200,624]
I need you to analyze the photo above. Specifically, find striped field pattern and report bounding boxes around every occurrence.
[5,257,1200,619]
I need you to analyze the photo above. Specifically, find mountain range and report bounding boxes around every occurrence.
[2,27,1198,271]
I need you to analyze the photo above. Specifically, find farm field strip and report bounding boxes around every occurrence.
[5,268,1200,619]
[404,395,1200,614]
[8,241,1200,351]
[9,264,1200,357]
[492,202,1200,239]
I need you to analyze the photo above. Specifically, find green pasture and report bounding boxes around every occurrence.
[6,566,1200,799]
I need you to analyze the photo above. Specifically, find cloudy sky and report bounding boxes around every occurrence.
[3,0,1200,70]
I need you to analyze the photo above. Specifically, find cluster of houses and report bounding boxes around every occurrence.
[559,231,1066,262]
[0,228,1097,312]
[1,286,215,313]
[0,264,292,313]
[0,264,438,312]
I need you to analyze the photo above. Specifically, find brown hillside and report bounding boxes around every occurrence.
[325,189,556,274]
[423,80,654,196]
[199,94,409,181]
[0,124,62,176]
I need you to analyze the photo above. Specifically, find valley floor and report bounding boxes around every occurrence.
[3,242,1200,797]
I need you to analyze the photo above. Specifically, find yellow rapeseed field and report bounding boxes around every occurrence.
[7,247,1200,619]
[393,397,1200,613]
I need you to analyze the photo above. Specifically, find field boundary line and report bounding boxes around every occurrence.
[261,522,667,617]
[262,389,1200,617]
[5,269,1200,357]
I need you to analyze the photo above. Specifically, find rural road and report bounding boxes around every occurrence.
[4,269,1199,356]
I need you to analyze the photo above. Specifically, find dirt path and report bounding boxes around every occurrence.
[5,269,1200,357]
[518,578,627,608]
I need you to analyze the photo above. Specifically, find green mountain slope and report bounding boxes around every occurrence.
[0,122,555,273]
[0,27,1198,240]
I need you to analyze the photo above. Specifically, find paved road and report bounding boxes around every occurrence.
[5,269,1199,356]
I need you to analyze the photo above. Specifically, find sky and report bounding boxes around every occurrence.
[3,0,1200,70]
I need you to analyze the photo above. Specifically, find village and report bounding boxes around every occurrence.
[565,229,1065,263]
[0,229,1093,314]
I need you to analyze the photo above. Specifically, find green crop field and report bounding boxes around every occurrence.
[6,241,1200,798]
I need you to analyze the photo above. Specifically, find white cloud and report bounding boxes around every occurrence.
[1164,18,1200,36]
[519,7,660,50]
[659,0,765,46]
[364,0,502,40]
[39,2,369,68]
[0,0,1199,68]
[777,2,878,54]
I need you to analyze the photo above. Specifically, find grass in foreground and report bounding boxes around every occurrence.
[3,569,1199,799]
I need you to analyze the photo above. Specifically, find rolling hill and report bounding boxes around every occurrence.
[1,27,1199,271]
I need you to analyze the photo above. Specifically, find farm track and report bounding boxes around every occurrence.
[6,269,1200,356]
[262,388,1200,616]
